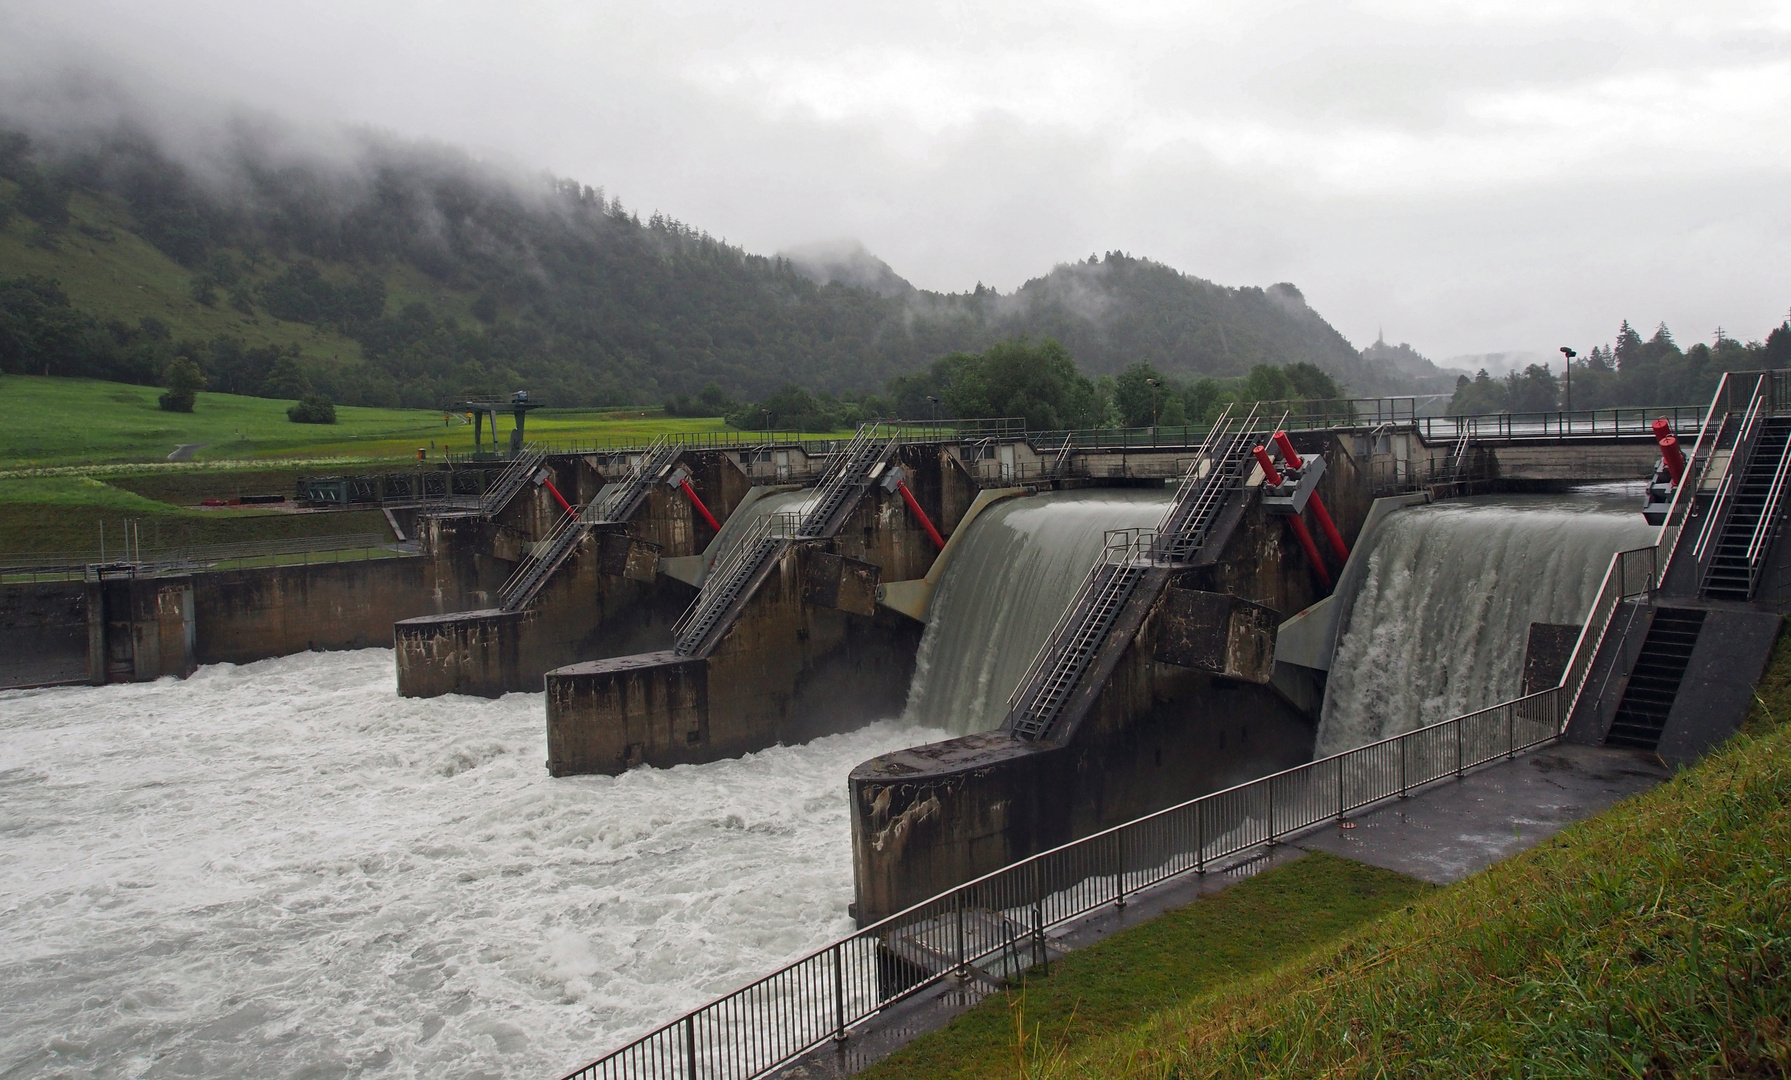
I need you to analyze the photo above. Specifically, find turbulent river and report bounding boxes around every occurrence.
[0,651,933,1079]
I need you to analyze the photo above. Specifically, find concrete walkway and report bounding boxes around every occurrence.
[774,741,1672,1079]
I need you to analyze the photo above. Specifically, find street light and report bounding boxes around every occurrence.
[1558,346,1576,416]
[925,394,940,426]
[1145,378,1160,428]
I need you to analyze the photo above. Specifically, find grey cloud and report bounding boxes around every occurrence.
[3,0,1788,361]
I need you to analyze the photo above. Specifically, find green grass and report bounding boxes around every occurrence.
[964,630,1791,1079]
[0,374,777,467]
[859,856,1432,1080]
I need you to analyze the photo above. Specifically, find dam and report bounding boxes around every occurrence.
[8,388,1789,1079]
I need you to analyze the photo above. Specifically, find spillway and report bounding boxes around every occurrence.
[0,651,930,1079]
[1315,487,1655,756]
[903,488,1171,734]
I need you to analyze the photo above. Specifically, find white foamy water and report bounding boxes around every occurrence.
[0,651,932,1079]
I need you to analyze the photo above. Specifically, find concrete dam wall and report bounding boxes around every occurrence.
[849,429,1371,923]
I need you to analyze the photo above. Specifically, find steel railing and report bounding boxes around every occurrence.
[670,512,807,655]
[491,403,1701,465]
[563,535,1661,1080]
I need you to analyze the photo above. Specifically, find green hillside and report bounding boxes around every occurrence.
[0,119,1433,412]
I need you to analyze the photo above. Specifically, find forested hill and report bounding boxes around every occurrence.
[1,118,1416,408]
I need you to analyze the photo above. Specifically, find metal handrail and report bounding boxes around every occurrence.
[1744,419,1791,571]
[1004,529,1156,734]
[562,530,1654,1080]
[669,512,806,653]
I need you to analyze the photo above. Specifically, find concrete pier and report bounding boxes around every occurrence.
[849,431,1372,924]
[544,444,972,775]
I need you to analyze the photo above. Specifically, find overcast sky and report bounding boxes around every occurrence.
[5,0,1789,365]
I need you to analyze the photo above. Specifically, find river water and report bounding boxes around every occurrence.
[0,651,931,1079]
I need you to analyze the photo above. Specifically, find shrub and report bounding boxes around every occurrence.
[287,393,337,424]
[158,355,204,412]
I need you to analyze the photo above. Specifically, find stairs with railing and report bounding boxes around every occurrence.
[477,445,546,517]
[671,512,800,656]
[1153,405,1264,563]
[1007,546,1150,741]
[668,423,896,656]
[1004,410,1274,743]
[1605,607,1706,750]
[797,425,895,538]
[1700,416,1791,600]
[494,438,682,613]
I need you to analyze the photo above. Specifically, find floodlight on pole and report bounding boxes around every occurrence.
[1559,347,1577,415]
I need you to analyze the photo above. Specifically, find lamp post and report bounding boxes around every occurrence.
[1145,378,1160,429]
[1558,346,1576,419]
[926,395,940,426]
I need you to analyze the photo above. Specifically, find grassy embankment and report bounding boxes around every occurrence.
[0,375,829,555]
[868,634,1791,1079]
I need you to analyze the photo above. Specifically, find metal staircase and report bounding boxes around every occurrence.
[589,436,683,525]
[477,445,546,517]
[1605,608,1706,751]
[670,512,802,655]
[493,438,683,612]
[1445,428,1472,485]
[797,424,896,538]
[1153,405,1265,563]
[1007,531,1154,741]
[1700,416,1791,600]
[666,423,896,657]
[1005,409,1277,743]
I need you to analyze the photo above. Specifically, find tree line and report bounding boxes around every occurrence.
[1448,319,1791,415]
[704,338,1349,433]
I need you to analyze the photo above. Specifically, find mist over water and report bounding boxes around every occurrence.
[903,488,1169,735]
[1315,490,1655,756]
[0,651,930,1079]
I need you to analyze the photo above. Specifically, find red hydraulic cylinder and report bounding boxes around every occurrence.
[540,477,572,515]
[1288,517,1332,589]
[1653,417,1686,484]
[679,479,721,532]
[1254,446,1332,588]
[1272,431,1349,563]
[897,481,946,550]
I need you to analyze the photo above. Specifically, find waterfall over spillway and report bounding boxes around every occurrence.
[1315,489,1655,757]
[903,488,1170,735]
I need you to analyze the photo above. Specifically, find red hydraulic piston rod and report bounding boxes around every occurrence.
[539,476,572,515]
[1653,417,1686,484]
[679,479,721,532]
[897,481,946,550]
[1270,432,1349,564]
[1254,446,1332,588]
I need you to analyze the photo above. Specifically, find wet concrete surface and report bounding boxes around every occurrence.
[1292,743,1672,884]
[773,740,1673,1078]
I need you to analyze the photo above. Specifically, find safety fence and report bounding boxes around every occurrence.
[562,539,1663,1080]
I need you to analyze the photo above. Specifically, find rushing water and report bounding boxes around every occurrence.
[903,488,1170,735]
[1315,488,1655,756]
[0,651,933,1079]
